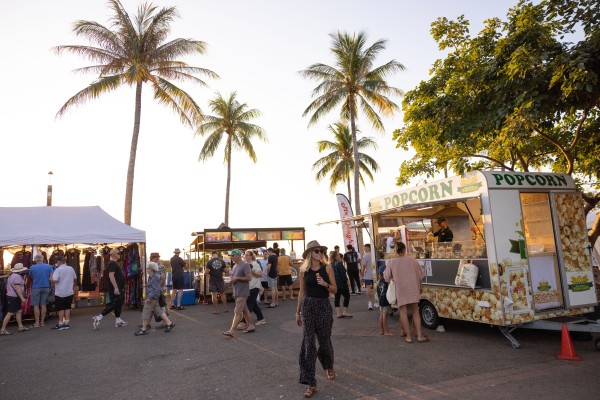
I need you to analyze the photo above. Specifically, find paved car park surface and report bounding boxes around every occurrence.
[1,299,599,399]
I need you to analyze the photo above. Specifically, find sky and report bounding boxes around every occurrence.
[1,0,520,260]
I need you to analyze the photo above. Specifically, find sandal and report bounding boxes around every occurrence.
[222,331,234,338]
[242,328,255,334]
[417,336,430,343]
[326,368,336,380]
[404,338,413,344]
[0,330,12,336]
[134,329,148,336]
[303,386,318,398]
[18,327,31,332]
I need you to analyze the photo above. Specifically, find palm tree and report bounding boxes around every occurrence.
[54,0,218,225]
[313,122,380,202]
[197,92,266,226]
[301,31,404,237]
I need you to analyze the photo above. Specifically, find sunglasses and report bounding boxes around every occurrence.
[313,249,322,254]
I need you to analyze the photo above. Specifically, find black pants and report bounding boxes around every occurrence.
[334,287,350,308]
[299,297,334,387]
[100,293,122,318]
[347,266,361,293]
[247,288,264,321]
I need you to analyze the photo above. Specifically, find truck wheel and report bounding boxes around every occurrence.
[420,301,439,330]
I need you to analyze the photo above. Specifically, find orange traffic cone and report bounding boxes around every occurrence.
[556,323,582,361]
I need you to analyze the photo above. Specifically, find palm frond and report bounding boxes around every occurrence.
[56,74,124,117]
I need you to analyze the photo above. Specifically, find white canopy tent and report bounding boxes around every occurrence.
[0,206,145,247]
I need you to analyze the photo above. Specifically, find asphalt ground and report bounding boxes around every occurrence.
[1,296,599,400]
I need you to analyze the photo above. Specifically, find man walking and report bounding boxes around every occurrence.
[266,248,279,308]
[149,252,168,328]
[222,249,254,337]
[51,256,77,330]
[206,251,228,313]
[29,254,54,327]
[344,245,361,295]
[277,248,294,300]
[92,248,127,329]
[361,244,375,310]
[170,248,187,310]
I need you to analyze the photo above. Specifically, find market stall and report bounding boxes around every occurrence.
[0,206,146,314]
[365,171,598,347]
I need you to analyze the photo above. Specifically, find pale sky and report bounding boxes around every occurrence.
[1,0,519,259]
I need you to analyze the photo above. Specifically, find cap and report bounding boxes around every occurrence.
[436,216,447,223]
[230,249,243,256]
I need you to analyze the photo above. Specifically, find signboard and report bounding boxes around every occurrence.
[258,231,281,241]
[336,193,358,249]
[205,231,231,242]
[482,171,575,190]
[282,230,304,240]
[232,231,257,241]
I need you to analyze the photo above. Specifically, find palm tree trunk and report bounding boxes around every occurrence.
[224,133,232,226]
[347,178,352,203]
[124,82,143,225]
[349,104,363,250]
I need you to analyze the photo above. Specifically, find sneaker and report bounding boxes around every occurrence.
[51,323,63,330]
[357,291,362,295]
[115,321,128,328]
[59,324,70,330]
[368,301,373,310]
[350,292,356,296]
[255,320,267,326]
[374,302,380,308]
[92,316,101,330]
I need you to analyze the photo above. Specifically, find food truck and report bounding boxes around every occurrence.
[366,171,598,348]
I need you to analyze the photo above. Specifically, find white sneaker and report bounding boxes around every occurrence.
[368,301,373,310]
[92,316,101,330]
[255,320,267,326]
[115,321,128,328]
[374,303,380,308]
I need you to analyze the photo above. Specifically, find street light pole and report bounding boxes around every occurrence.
[47,171,53,206]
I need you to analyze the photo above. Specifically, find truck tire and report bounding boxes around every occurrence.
[420,300,439,330]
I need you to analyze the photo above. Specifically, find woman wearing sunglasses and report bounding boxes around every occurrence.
[296,240,337,398]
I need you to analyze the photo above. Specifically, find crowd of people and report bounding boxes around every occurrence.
[1,240,427,399]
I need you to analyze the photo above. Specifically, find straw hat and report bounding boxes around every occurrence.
[302,240,328,259]
[12,263,28,273]
[173,248,181,254]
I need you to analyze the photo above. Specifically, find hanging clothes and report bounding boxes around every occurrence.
[81,249,97,292]
[66,248,81,288]
[49,249,65,266]
[11,249,32,268]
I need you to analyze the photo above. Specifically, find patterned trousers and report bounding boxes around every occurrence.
[299,297,334,387]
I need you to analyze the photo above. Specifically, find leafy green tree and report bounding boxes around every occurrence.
[313,122,380,201]
[301,31,405,237]
[54,0,218,225]
[197,92,266,226]
[394,0,599,240]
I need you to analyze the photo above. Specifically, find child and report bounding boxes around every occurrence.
[376,265,393,335]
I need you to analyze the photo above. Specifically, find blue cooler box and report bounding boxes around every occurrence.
[180,289,196,306]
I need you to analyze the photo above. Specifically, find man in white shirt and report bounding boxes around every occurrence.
[361,244,376,310]
[51,256,77,330]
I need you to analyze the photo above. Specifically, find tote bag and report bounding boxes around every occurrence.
[386,279,398,308]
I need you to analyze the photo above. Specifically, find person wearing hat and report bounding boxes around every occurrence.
[431,216,454,243]
[296,240,337,398]
[50,256,78,330]
[149,252,168,327]
[135,262,175,336]
[92,249,128,330]
[222,249,254,337]
[170,248,187,310]
[1,263,30,335]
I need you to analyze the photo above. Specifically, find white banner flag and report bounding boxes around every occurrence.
[336,193,358,250]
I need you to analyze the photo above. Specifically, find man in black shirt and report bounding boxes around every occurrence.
[266,248,279,308]
[343,244,361,295]
[432,216,454,243]
[92,248,127,329]
[170,248,187,310]
[206,251,228,313]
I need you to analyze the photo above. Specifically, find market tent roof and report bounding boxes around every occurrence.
[0,206,146,247]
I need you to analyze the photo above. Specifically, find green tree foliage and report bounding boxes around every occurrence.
[312,122,380,201]
[55,0,218,225]
[196,92,266,226]
[394,0,599,240]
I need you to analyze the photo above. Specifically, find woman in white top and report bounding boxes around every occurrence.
[245,251,265,325]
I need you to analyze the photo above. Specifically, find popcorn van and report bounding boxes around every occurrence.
[364,171,598,348]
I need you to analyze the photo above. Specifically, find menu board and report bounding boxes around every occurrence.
[205,231,232,242]
[232,231,257,241]
[282,230,304,240]
[258,231,281,240]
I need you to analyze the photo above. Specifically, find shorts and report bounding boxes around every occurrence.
[54,295,74,311]
[380,306,394,315]
[31,287,51,306]
[364,279,374,288]
[261,281,269,289]
[142,299,163,320]
[267,276,278,288]
[278,274,293,287]
[7,296,22,313]
[209,279,225,293]
[172,275,185,289]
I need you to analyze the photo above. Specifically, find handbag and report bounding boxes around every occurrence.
[386,279,398,308]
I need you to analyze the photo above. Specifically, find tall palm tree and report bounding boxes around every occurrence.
[197,92,266,226]
[54,0,218,225]
[313,122,380,202]
[301,31,404,241]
